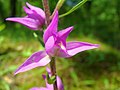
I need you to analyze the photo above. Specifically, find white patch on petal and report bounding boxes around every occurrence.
[60,43,66,51]
[38,55,50,65]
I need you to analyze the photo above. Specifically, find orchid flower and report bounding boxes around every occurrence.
[14,11,99,75]
[43,11,99,58]
[30,68,64,90]
[6,2,45,30]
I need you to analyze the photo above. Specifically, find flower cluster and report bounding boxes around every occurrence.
[6,2,99,90]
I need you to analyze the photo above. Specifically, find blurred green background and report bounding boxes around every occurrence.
[0,0,120,90]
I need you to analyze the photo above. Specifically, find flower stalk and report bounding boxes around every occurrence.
[42,0,51,26]
[42,0,58,90]
[51,0,65,19]
[50,57,57,90]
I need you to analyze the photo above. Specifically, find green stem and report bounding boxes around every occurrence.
[51,0,65,19]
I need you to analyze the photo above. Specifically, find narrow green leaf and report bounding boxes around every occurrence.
[59,0,88,18]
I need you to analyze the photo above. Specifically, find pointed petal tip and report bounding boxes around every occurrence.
[5,18,19,22]
[26,2,33,9]
[14,73,17,76]
[23,6,27,9]
[93,44,100,48]
[23,6,28,12]
[5,18,8,21]
[26,2,29,6]
[5,18,17,21]
[68,26,74,31]
[14,71,18,76]
[5,18,11,21]
[14,69,21,75]
[70,26,74,28]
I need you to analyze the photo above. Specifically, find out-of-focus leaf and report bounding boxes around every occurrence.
[103,78,109,89]
[0,36,4,44]
[70,70,79,86]
[82,80,95,85]
[0,24,6,31]
[22,48,33,57]
[0,79,10,90]
[0,65,17,76]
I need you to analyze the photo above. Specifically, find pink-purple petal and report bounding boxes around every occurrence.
[26,2,45,19]
[14,51,51,75]
[23,6,45,28]
[57,76,64,90]
[57,41,99,58]
[6,17,39,30]
[58,26,74,41]
[45,36,55,56]
[25,10,45,27]
[23,6,33,15]
[67,41,99,56]
[43,11,58,43]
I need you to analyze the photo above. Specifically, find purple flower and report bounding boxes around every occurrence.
[6,2,45,30]
[14,11,99,75]
[43,11,99,57]
[30,68,64,90]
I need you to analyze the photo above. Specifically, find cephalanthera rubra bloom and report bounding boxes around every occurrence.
[43,11,99,58]
[14,11,99,75]
[6,2,45,30]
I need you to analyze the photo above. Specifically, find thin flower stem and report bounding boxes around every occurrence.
[50,0,65,19]
[42,0,58,90]
[50,57,57,90]
[42,0,51,26]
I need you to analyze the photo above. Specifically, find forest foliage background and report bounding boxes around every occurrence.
[0,0,120,90]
